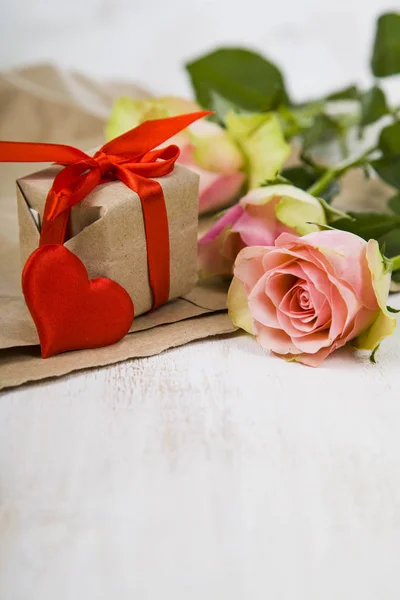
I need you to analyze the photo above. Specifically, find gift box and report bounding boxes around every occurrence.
[16,161,199,317]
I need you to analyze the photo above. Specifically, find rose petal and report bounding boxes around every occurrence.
[198,170,246,215]
[277,302,331,342]
[275,195,326,235]
[248,273,281,328]
[234,246,271,293]
[198,228,242,278]
[281,283,312,317]
[299,261,360,332]
[254,322,301,355]
[179,149,245,214]
[280,344,336,367]
[227,276,254,334]
[264,271,298,307]
[344,305,378,343]
[190,126,244,174]
[231,209,278,246]
[298,230,377,310]
[262,249,297,273]
[354,310,396,352]
[199,204,245,244]
[290,330,332,354]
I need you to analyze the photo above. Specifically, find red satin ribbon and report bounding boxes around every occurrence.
[0,111,211,309]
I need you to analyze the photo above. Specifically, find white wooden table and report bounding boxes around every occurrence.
[1,2,400,598]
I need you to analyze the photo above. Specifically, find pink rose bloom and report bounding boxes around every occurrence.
[198,184,326,277]
[228,230,396,366]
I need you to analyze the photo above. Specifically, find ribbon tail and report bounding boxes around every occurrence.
[116,166,170,309]
[0,141,90,163]
[40,190,71,247]
[101,111,213,158]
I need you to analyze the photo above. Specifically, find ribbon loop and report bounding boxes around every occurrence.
[0,110,212,310]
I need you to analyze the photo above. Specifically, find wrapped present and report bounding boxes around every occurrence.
[17,161,199,317]
[0,111,210,357]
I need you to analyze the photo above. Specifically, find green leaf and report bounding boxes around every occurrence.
[281,165,340,203]
[371,154,400,189]
[387,305,400,313]
[370,344,380,363]
[209,90,240,124]
[371,13,400,77]
[378,122,400,155]
[260,174,291,186]
[388,192,400,214]
[326,85,361,101]
[359,86,388,127]
[333,211,400,240]
[281,166,316,190]
[185,48,289,112]
[302,114,340,151]
[309,222,336,232]
[379,228,400,258]
[392,269,400,282]
[284,102,326,134]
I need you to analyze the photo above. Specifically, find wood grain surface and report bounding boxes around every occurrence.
[2,316,400,599]
[1,1,400,598]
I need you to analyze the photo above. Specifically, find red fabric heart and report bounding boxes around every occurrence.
[22,245,135,358]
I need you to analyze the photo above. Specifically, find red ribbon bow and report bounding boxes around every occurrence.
[0,110,210,309]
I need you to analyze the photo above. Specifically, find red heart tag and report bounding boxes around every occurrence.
[22,245,135,358]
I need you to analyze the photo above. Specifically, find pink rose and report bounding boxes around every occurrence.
[227,230,396,366]
[198,184,326,277]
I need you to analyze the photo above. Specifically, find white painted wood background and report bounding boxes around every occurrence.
[1,1,400,598]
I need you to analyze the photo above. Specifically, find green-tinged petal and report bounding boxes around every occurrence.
[241,183,322,208]
[241,183,326,235]
[190,127,244,174]
[225,111,268,139]
[355,239,396,350]
[366,239,392,310]
[106,95,200,141]
[355,309,396,351]
[106,97,168,140]
[275,196,326,235]
[227,276,254,334]
[225,112,290,188]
